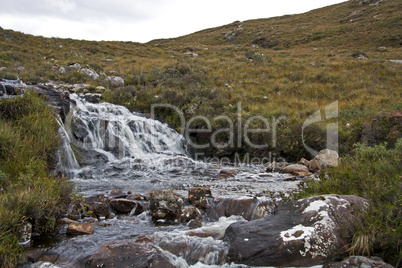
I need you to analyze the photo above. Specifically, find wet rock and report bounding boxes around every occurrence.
[83,93,101,103]
[280,164,310,175]
[18,221,32,245]
[149,189,184,223]
[324,256,394,268]
[86,240,175,268]
[66,222,94,235]
[224,195,369,267]
[179,206,201,223]
[313,149,339,169]
[219,169,239,178]
[106,212,115,219]
[80,67,99,80]
[106,76,125,87]
[206,198,276,221]
[188,187,212,209]
[109,199,145,214]
[91,201,110,217]
[34,84,71,122]
[188,219,202,229]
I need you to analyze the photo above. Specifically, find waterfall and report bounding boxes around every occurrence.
[56,116,80,177]
[66,93,188,161]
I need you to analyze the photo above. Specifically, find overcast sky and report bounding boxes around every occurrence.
[0,0,346,43]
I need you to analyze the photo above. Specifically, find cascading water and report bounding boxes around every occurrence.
[28,92,301,268]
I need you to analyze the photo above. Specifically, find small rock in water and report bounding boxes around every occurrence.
[66,222,94,235]
[110,199,145,214]
[188,186,212,208]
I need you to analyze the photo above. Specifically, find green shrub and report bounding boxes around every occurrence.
[0,92,74,267]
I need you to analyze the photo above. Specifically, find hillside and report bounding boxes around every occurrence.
[0,0,401,160]
[151,0,401,49]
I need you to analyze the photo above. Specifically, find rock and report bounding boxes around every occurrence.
[280,164,310,175]
[149,189,184,223]
[188,219,202,229]
[308,159,321,172]
[224,195,369,267]
[66,222,94,235]
[106,212,115,219]
[324,256,394,268]
[179,206,201,223]
[86,240,175,268]
[219,169,239,178]
[188,187,212,209]
[80,67,99,80]
[35,84,70,122]
[206,198,276,221]
[106,76,125,87]
[298,158,310,167]
[91,201,110,217]
[68,63,81,70]
[18,221,32,245]
[313,149,339,169]
[83,93,101,103]
[109,199,145,215]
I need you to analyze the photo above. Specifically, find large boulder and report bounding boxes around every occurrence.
[149,189,184,223]
[106,76,125,87]
[86,240,175,268]
[80,67,99,80]
[224,195,369,267]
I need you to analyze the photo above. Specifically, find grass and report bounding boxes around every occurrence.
[292,139,402,266]
[0,92,73,267]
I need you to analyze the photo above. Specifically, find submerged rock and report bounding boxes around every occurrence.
[86,240,175,268]
[224,195,369,267]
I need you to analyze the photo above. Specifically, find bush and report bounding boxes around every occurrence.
[0,92,74,267]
